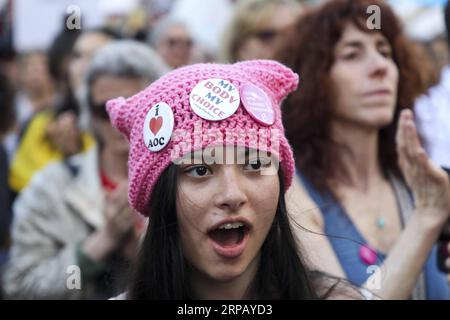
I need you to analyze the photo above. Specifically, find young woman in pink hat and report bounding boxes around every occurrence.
[106,60,370,300]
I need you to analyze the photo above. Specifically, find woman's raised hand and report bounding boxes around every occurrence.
[396,109,450,225]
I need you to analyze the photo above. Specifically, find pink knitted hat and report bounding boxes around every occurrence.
[106,60,298,216]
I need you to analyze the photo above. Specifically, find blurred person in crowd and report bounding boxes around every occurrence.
[16,51,55,119]
[148,16,194,69]
[0,13,17,160]
[47,22,81,94]
[220,0,304,63]
[422,34,450,82]
[168,0,233,61]
[0,74,15,270]
[8,28,118,195]
[0,5,17,280]
[66,27,121,129]
[2,24,80,165]
[68,30,117,98]
[1,40,168,299]
[411,41,442,93]
[283,0,450,299]
[429,35,450,73]
[107,60,365,300]
[4,50,56,163]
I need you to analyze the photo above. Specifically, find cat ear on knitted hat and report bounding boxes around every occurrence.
[236,60,299,104]
[106,97,133,140]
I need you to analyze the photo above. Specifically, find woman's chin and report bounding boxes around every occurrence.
[356,108,395,129]
[369,113,395,128]
[358,118,392,130]
[205,263,248,282]
[210,271,243,283]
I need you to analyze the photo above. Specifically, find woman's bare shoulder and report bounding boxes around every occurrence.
[286,176,324,229]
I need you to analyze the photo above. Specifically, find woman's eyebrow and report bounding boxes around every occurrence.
[340,40,363,49]
[339,37,390,51]
[176,152,204,165]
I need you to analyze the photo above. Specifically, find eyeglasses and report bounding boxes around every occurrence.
[163,37,193,49]
[91,101,110,120]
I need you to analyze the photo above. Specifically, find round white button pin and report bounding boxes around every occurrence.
[189,78,240,121]
[143,102,174,152]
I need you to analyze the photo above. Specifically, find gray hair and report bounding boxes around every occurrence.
[85,39,169,87]
[147,16,189,47]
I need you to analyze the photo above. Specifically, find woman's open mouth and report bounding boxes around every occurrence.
[207,221,250,258]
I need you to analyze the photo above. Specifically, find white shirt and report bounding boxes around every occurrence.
[415,66,450,169]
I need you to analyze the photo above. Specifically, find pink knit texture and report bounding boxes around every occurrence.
[106,60,299,216]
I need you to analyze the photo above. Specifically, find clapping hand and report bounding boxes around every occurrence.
[396,109,450,224]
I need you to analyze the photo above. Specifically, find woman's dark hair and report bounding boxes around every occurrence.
[128,164,320,299]
[47,28,81,84]
[283,0,427,195]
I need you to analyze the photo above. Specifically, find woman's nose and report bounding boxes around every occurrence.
[214,167,248,211]
[368,51,389,78]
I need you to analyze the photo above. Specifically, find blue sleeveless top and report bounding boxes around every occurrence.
[299,174,449,300]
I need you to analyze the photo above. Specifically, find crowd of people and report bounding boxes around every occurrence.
[0,0,449,300]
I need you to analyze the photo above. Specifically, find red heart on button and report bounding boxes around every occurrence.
[149,116,163,135]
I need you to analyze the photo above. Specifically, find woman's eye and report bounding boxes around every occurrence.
[249,161,261,170]
[244,159,271,171]
[185,166,211,177]
[342,52,357,60]
[380,50,392,58]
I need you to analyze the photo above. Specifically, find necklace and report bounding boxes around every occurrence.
[376,216,385,230]
[374,180,388,231]
[359,180,387,265]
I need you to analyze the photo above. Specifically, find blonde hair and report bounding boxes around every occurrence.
[220,0,303,63]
